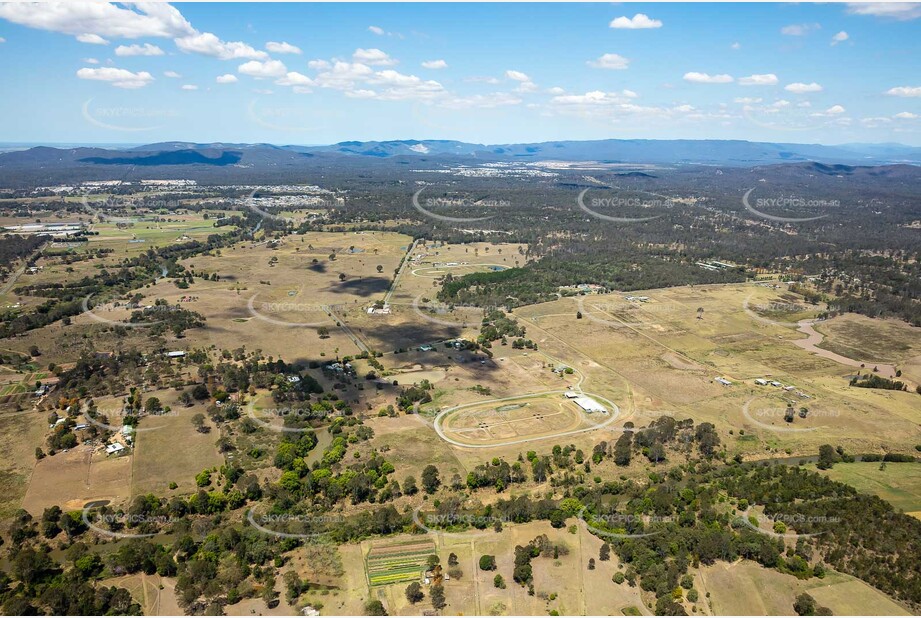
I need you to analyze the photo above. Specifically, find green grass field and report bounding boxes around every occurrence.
[812,461,921,517]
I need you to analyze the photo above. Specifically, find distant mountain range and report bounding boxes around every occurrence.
[1,138,918,186]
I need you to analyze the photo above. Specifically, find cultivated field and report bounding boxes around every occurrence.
[365,538,436,587]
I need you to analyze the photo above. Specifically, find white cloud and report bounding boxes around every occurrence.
[886,86,921,97]
[77,33,108,45]
[781,23,821,36]
[738,73,778,86]
[365,69,444,100]
[216,73,238,84]
[547,86,566,95]
[734,97,762,104]
[346,89,377,99]
[83,57,100,65]
[311,61,374,89]
[730,42,741,50]
[683,72,733,84]
[181,84,198,91]
[0,37,5,43]
[0,2,277,65]
[238,59,287,78]
[550,90,639,106]
[421,59,448,69]
[831,31,849,45]
[115,43,164,56]
[365,25,402,38]
[797,101,812,108]
[587,53,630,70]
[505,70,531,82]
[895,111,919,119]
[252,88,273,95]
[825,104,846,114]
[846,3,921,20]
[785,82,823,94]
[176,32,267,60]
[673,104,695,113]
[609,13,662,29]
[307,59,443,101]
[266,41,301,54]
[275,71,315,87]
[516,80,538,93]
[771,99,790,108]
[76,66,154,89]
[353,48,396,66]
[164,70,181,78]
[0,2,194,39]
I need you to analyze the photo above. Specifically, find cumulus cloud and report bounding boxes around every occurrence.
[683,72,733,84]
[587,53,630,70]
[886,85,921,97]
[353,48,396,66]
[83,57,100,64]
[176,32,267,60]
[0,2,275,64]
[266,41,301,54]
[238,59,287,78]
[831,31,849,45]
[367,69,444,100]
[550,90,639,107]
[421,59,448,69]
[895,111,919,119]
[785,82,823,94]
[846,3,921,20]
[306,58,444,101]
[115,43,164,56]
[76,66,154,89]
[824,104,846,114]
[275,71,315,87]
[609,13,662,29]
[730,42,741,50]
[181,84,198,90]
[505,70,531,82]
[0,2,194,39]
[164,70,181,78]
[216,73,238,84]
[738,73,778,86]
[734,97,762,104]
[76,33,108,45]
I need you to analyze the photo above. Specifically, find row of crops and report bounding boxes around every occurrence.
[365,539,436,587]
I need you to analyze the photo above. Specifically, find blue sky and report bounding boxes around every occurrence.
[0,2,919,145]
